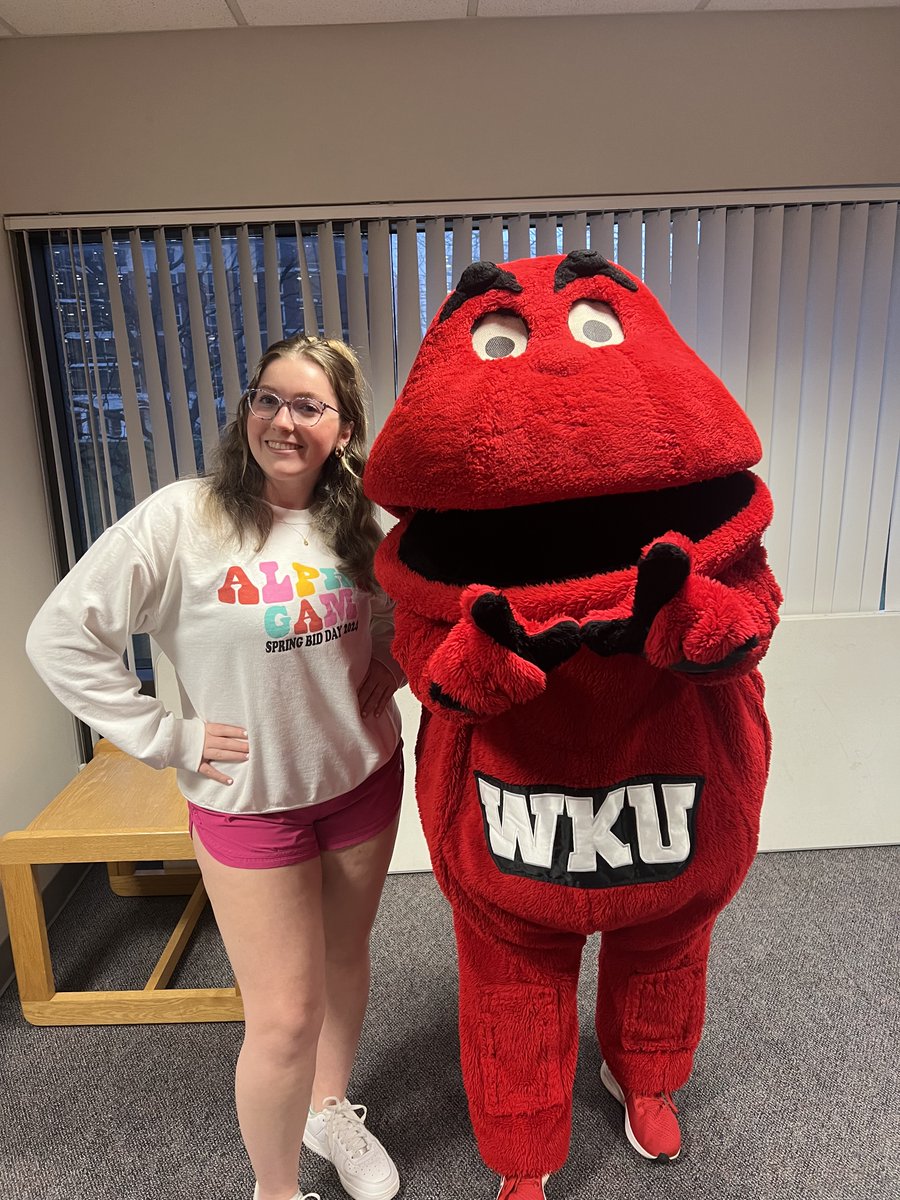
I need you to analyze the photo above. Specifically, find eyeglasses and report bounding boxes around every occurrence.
[246,388,342,426]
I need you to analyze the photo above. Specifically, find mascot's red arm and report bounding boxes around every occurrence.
[392,589,578,720]
[390,535,780,719]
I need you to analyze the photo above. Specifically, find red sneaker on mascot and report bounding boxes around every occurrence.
[365,251,782,1198]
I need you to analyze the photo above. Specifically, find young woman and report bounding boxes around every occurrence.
[27,335,405,1200]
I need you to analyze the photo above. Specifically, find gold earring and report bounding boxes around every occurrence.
[334,446,345,460]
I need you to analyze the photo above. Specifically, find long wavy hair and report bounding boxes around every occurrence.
[202,334,382,590]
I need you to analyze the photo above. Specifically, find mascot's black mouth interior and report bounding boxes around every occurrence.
[398,472,755,589]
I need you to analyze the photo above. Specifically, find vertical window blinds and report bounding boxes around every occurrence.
[15,200,900,617]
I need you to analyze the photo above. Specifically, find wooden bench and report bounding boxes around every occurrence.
[0,739,243,1026]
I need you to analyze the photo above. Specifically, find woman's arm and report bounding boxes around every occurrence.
[26,525,206,769]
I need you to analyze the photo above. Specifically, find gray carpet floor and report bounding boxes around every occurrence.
[1,846,898,1200]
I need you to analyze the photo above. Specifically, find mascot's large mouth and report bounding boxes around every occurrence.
[398,471,755,589]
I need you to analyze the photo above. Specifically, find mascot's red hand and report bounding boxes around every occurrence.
[645,539,780,679]
[581,540,691,657]
[583,533,768,678]
[426,584,580,720]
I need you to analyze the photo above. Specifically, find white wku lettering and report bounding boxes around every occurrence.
[477,776,698,873]
[477,779,563,868]
[567,789,633,871]
[628,782,696,863]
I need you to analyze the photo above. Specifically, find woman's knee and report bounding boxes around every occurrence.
[324,933,372,972]
[243,995,326,1060]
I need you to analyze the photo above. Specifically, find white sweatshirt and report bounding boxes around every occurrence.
[26,479,404,814]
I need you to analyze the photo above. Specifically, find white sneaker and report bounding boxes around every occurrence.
[303,1096,400,1200]
[252,1186,319,1200]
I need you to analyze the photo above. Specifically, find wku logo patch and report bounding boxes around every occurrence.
[476,772,703,888]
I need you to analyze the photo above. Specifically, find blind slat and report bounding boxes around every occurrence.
[154,229,201,475]
[643,211,671,313]
[562,212,587,255]
[534,215,558,257]
[128,230,176,487]
[181,228,220,467]
[237,224,263,365]
[616,211,643,281]
[451,217,473,287]
[294,224,319,338]
[317,220,344,341]
[670,207,699,348]
[52,235,96,535]
[719,207,755,410]
[395,218,422,390]
[863,205,900,610]
[208,227,243,405]
[366,219,395,439]
[425,219,449,326]
[263,225,283,344]
[478,216,505,264]
[344,219,372,378]
[697,208,727,377]
[101,229,152,505]
[813,203,870,613]
[506,214,531,261]
[24,236,77,565]
[588,212,615,262]
[70,231,114,527]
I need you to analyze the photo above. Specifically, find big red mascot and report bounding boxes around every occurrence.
[365,251,781,1199]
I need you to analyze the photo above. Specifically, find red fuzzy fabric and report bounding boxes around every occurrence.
[365,253,782,1177]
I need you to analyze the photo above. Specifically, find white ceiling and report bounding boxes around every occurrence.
[0,0,896,38]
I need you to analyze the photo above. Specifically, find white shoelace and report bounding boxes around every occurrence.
[322,1097,372,1159]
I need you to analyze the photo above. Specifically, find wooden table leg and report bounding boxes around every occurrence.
[0,862,55,1004]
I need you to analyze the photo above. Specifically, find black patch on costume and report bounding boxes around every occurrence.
[475,771,703,889]
[469,592,581,671]
[554,249,638,293]
[399,471,756,590]
[439,261,524,322]
[672,636,759,674]
[429,681,471,713]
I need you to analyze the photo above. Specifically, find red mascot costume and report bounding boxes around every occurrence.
[365,251,781,1199]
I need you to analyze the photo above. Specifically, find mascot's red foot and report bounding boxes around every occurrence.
[600,1060,681,1161]
[497,1177,549,1199]
[366,251,782,1180]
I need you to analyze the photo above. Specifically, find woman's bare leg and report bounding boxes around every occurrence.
[311,814,399,1108]
[193,831,325,1200]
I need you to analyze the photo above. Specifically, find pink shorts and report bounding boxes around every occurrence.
[188,744,403,869]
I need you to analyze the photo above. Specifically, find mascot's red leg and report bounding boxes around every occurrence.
[594,911,716,1095]
[453,907,585,1178]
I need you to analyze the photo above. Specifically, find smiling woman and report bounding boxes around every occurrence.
[26,332,407,1200]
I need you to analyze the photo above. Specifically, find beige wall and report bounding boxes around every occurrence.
[0,231,82,949]
[1,11,898,921]
[1,12,899,216]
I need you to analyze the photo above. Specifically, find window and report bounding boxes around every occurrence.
[14,198,900,621]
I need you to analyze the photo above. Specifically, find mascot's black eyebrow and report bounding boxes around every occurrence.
[438,261,524,322]
[553,249,638,293]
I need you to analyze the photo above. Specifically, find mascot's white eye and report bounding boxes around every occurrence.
[471,312,529,361]
[568,300,624,347]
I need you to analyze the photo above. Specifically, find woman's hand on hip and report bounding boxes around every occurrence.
[358,659,398,718]
[198,722,249,785]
